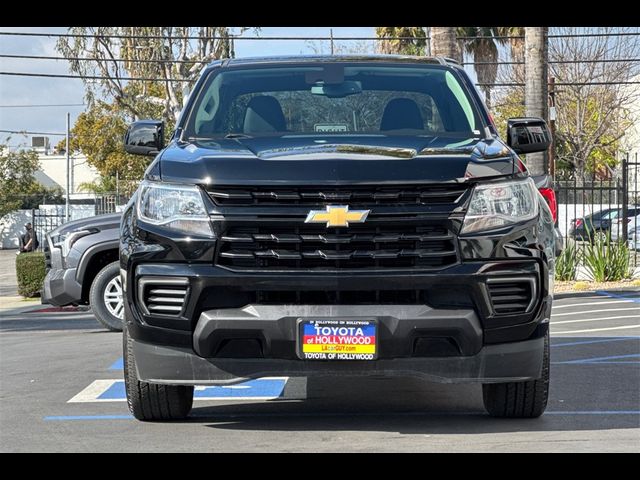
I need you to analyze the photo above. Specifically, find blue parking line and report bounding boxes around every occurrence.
[595,290,640,303]
[193,378,287,399]
[108,358,124,370]
[553,361,640,365]
[552,337,640,348]
[99,381,126,399]
[93,378,287,401]
[544,411,640,415]
[571,361,640,364]
[44,415,133,421]
[553,353,640,365]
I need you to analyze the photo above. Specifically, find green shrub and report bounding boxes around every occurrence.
[555,240,580,281]
[583,234,631,282]
[15,252,46,297]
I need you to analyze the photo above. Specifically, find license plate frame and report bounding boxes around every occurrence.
[297,319,378,361]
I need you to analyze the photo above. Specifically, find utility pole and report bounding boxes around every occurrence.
[65,112,70,221]
[330,29,334,55]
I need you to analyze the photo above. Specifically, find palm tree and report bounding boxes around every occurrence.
[496,27,525,81]
[431,27,461,63]
[375,27,427,55]
[524,27,549,175]
[456,27,509,109]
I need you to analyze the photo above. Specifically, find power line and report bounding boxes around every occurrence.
[0,31,417,41]
[4,53,639,66]
[0,103,86,108]
[0,53,208,64]
[3,71,640,87]
[465,59,640,65]
[459,32,640,40]
[0,71,190,82]
[0,30,638,41]
[1,129,66,136]
[478,81,640,87]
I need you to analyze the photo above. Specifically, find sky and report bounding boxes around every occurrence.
[0,27,378,150]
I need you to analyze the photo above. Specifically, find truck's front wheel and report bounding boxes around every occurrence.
[482,331,550,418]
[123,327,194,421]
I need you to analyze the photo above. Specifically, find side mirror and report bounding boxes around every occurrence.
[124,120,164,156]
[507,117,552,154]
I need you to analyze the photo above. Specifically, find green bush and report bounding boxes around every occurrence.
[583,234,631,282]
[555,240,580,281]
[15,252,46,297]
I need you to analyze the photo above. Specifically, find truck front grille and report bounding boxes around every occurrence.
[43,242,51,271]
[255,289,422,304]
[216,223,458,270]
[208,185,467,207]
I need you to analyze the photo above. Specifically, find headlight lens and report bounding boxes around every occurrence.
[137,180,213,236]
[461,177,539,234]
[51,229,95,256]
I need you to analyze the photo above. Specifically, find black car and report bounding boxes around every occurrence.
[569,208,620,241]
[42,213,124,331]
[120,55,556,421]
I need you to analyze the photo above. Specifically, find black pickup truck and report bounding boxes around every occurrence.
[120,55,557,421]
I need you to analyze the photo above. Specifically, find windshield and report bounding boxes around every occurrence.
[184,63,484,139]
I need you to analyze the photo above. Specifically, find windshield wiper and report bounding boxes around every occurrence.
[185,134,253,142]
[224,133,252,139]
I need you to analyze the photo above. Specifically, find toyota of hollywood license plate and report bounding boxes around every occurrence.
[300,319,377,360]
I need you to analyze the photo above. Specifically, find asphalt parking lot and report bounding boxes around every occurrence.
[1,291,639,452]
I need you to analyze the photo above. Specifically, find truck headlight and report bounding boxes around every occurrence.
[51,229,97,256]
[461,177,539,234]
[137,180,213,236]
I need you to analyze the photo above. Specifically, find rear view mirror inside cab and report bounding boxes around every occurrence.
[311,81,363,98]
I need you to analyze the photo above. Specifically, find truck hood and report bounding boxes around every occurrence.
[51,213,121,236]
[158,135,517,186]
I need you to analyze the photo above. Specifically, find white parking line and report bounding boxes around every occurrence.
[553,315,640,325]
[552,300,636,309]
[552,325,640,335]
[552,307,640,317]
[68,380,117,403]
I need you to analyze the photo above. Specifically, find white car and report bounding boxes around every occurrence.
[610,208,640,242]
[629,225,640,251]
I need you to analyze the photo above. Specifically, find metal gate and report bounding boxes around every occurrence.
[31,209,66,252]
[555,154,640,268]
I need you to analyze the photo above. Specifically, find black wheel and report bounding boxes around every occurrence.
[123,326,194,421]
[482,331,550,418]
[89,261,124,331]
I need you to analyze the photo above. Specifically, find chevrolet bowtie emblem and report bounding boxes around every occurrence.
[304,205,370,228]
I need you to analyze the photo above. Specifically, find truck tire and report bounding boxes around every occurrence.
[123,326,194,421]
[89,261,124,332]
[482,331,550,418]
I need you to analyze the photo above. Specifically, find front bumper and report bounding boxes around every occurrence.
[128,260,550,344]
[131,334,545,385]
[42,267,82,306]
[125,260,551,384]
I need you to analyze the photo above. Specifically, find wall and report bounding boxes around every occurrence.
[35,153,99,193]
[0,205,97,249]
[0,210,33,250]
